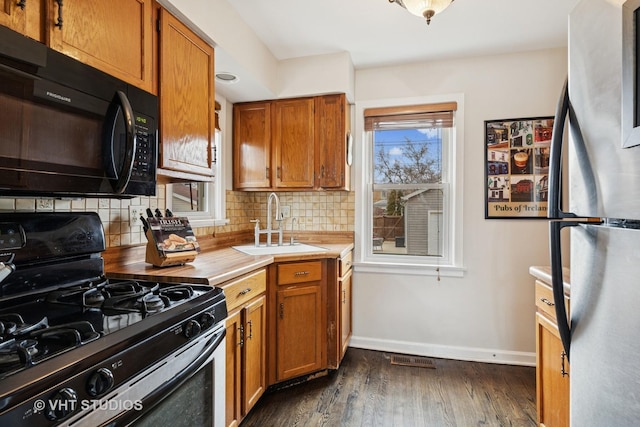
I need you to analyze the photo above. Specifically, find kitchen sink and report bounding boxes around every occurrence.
[232,243,328,256]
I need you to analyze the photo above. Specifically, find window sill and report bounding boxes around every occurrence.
[186,217,229,228]
[354,261,466,278]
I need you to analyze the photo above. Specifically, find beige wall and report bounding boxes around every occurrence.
[350,47,567,365]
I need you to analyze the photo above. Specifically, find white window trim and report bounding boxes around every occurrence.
[354,93,466,277]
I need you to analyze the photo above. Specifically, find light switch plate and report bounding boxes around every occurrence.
[281,205,291,218]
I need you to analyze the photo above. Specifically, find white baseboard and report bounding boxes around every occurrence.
[348,336,536,367]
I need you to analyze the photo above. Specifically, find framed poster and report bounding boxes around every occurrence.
[485,116,554,219]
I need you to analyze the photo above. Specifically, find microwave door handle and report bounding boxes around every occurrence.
[105,90,137,194]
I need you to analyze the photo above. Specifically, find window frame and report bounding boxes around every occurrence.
[354,94,466,277]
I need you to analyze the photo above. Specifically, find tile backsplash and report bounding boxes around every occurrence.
[218,191,355,234]
[0,188,354,248]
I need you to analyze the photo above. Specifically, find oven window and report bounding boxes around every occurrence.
[134,364,213,426]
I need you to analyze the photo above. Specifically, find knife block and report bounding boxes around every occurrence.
[144,229,198,267]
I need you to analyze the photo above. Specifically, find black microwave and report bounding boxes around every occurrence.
[0,25,158,198]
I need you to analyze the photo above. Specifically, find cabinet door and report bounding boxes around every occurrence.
[536,313,570,427]
[339,268,352,359]
[242,295,266,415]
[225,309,242,427]
[1,0,41,40]
[315,94,350,190]
[276,284,323,380]
[233,102,271,189]
[272,98,315,189]
[158,8,214,177]
[46,0,153,92]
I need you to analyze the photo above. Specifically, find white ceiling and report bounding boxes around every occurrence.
[216,0,579,100]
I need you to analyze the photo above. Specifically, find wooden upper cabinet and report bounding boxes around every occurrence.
[316,93,351,190]
[1,0,42,40]
[233,102,271,189]
[233,94,351,191]
[46,0,154,93]
[158,7,214,178]
[272,97,315,189]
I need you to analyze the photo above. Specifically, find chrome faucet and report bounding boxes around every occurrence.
[251,193,284,247]
[266,192,283,246]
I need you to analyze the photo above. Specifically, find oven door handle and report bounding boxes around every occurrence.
[108,328,225,426]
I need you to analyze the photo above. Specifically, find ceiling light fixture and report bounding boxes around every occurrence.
[389,0,455,25]
[215,72,239,84]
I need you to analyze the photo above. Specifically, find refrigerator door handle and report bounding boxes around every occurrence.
[549,220,573,360]
[549,78,576,219]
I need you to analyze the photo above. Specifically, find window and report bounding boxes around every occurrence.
[355,95,464,277]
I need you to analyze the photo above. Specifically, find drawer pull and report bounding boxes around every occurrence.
[561,351,569,377]
[540,297,554,306]
[247,320,253,340]
[279,302,284,319]
[294,271,310,277]
[342,289,346,304]
[238,324,244,347]
[238,288,252,296]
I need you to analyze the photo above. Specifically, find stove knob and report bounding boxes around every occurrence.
[87,367,115,397]
[200,312,215,330]
[184,319,201,338]
[44,387,78,421]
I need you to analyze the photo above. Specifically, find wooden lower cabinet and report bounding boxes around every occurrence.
[268,260,327,384]
[328,250,353,369]
[339,268,352,358]
[221,270,266,427]
[534,275,570,427]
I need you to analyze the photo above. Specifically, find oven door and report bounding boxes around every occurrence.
[62,325,226,427]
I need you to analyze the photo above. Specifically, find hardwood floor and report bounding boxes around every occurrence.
[240,348,536,427]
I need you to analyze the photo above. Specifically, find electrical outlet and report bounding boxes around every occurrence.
[129,205,144,227]
[281,205,291,218]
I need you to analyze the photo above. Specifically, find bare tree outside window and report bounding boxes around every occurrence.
[372,128,447,256]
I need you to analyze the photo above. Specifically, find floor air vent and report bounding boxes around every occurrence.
[390,355,436,369]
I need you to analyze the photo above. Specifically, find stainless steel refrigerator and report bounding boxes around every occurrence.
[549,0,640,425]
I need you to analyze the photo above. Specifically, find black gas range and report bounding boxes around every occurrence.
[0,213,227,426]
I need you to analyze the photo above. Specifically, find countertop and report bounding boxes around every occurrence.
[106,242,354,287]
[529,265,571,295]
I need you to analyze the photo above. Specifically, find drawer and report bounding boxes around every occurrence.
[277,261,322,285]
[339,251,353,277]
[535,279,569,324]
[219,269,266,311]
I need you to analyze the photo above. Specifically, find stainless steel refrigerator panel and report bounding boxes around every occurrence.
[569,0,640,220]
[570,223,640,425]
